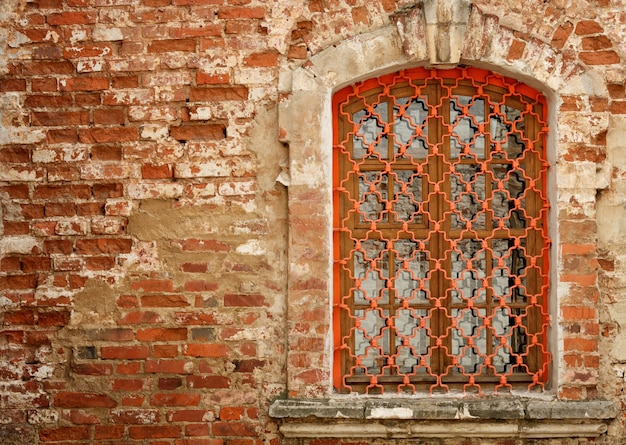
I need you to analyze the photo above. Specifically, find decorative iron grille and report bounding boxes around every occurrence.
[332,67,551,394]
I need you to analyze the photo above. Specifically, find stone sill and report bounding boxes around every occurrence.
[269,398,617,439]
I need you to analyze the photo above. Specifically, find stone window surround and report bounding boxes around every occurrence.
[273,0,616,438]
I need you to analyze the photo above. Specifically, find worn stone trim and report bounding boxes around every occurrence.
[270,398,616,438]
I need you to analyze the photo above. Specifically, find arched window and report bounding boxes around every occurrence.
[332,67,551,394]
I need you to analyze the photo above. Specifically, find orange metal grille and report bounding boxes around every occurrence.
[332,67,551,394]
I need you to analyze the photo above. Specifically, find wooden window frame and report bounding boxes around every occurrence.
[332,67,551,395]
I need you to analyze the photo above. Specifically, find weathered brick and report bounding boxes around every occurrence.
[55,392,117,408]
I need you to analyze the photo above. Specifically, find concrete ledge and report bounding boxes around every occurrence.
[270,398,617,438]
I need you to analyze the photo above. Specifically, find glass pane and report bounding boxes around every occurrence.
[451,308,487,373]
[393,170,423,224]
[451,239,486,304]
[491,238,527,304]
[394,97,428,158]
[353,103,388,159]
[395,308,430,374]
[353,240,389,305]
[358,171,388,223]
[491,165,527,229]
[354,308,390,375]
[450,96,485,159]
[450,164,486,230]
[490,104,525,159]
[393,239,429,304]
[491,306,526,373]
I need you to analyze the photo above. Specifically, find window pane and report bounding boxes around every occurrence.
[393,239,429,304]
[490,104,525,159]
[353,103,388,159]
[394,97,428,158]
[393,170,423,224]
[353,240,389,305]
[358,171,388,223]
[450,164,486,230]
[451,96,485,159]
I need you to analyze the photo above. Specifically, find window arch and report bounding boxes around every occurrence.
[332,67,551,394]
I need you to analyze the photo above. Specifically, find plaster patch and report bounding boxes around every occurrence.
[367,407,414,419]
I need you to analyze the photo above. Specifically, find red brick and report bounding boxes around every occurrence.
[167,409,212,422]
[1,275,38,290]
[217,7,265,19]
[34,184,91,199]
[1,184,29,198]
[184,343,230,358]
[60,77,109,91]
[187,375,230,389]
[243,52,278,67]
[4,310,36,325]
[94,109,126,125]
[129,425,182,439]
[181,263,208,273]
[79,127,137,143]
[32,78,58,92]
[142,163,173,178]
[148,39,196,53]
[23,61,75,75]
[45,202,75,217]
[196,72,230,85]
[131,279,175,292]
[145,359,193,374]
[85,256,116,270]
[32,111,89,126]
[189,86,248,101]
[575,20,604,35]
[91,145,123,161]
[75,92,101,106]
[2,221,29,235]
[39,426,90,442]
[72,363,113,376]
[224,294,266,307]
[142,295,190,307]
[186,423,211,436]
[563,338,598,352]
[76,202,104,216]
[170,124,226,141]
[44,240,73,254]
[93,183,123,199]
[3,77,26,92]
[47,12,96,25]
[54,392,117,408]
[212,421,258,436]
[150,393,201,406]
[178,239,230,252]
[38,310,70,326]
[506,40,525,61]
[25,95,74,108]
[154,344,178,358]
[220,406,244,420]
[136,328,187,341]
[94,425,125,440]
[579,51,620,65]
[21,204,45,219]
[101,345,150,360]
[185,280,219,292]
[47,128,78,143]
[174,312,217,325]
[158,377,183,390]
[112,378,145,391]
[582,35,613,51]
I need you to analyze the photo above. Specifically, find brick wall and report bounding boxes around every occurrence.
[1,0,626,443]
